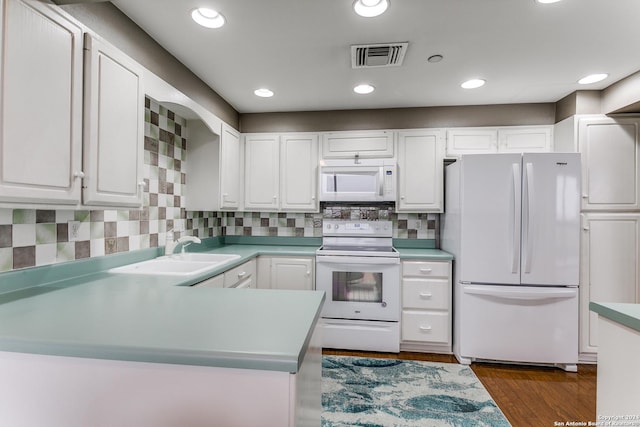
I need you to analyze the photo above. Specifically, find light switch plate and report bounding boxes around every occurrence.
[68,220,80,242]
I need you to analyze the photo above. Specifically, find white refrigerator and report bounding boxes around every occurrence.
[442,153,580,372]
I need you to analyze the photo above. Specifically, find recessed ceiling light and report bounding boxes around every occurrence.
[354,84,375,94]
[578,73,608,85]
[461,79,486,89]
[427,54,444,63]
[353,0,389,17]
[254,88,274,98]
[535,0,563,3]
[191,8,225,29]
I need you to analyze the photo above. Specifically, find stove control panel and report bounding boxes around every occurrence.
[322,220,392,237]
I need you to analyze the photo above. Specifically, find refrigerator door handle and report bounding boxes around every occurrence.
[522,162,535,273]
[510,163,520,273]
[463,285,576,301]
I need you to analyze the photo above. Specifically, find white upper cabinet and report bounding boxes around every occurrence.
[83,34,145,207]
[185,121,242,212]
[244,133,318,212]
[397,129,444,212]
[280,134,318,211]
[244,134,280,210]
[446,126,552,157]
[220,123,242,210]
[0,0,83,205]
[578,116,640,211]
[497,126,552,153]
[446,128,497,156]
[321,130,394,159]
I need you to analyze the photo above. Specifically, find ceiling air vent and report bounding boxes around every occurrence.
[351,42,408,68]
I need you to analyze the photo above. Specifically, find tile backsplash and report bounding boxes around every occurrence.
[0,97,438,273]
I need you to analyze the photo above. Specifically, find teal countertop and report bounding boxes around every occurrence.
[0,238,451,373]
[590,302,640,333]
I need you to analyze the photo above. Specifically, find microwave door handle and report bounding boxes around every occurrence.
[379,167,384,196]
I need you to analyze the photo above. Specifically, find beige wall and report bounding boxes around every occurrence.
[602,70,640,114]
[555,91,602,122]
[239,103,556,133]
[59,2,240,128]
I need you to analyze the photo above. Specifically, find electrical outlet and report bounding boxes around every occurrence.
[68,220,81,242]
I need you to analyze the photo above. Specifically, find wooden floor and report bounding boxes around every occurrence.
[323,349,597,427]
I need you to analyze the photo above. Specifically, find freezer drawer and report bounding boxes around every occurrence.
[458,284,578,365]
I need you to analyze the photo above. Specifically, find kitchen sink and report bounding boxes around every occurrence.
[109,253,241,276]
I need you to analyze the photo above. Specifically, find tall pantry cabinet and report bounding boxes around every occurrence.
[555,115,640,361]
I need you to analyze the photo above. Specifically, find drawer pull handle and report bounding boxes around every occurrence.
[419,325,432,331]
[237,271,247,278]
[419,268,433,273]
[419,292,433,298]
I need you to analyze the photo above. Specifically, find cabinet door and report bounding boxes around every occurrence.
[244,134,279,210]
[270,257,314,290]
[280,134,318,212]
[0,0,83,204]
[579,117,640,211]
[83,34,144,207]
[321,131,394,159]
[220,123,241,209]
[580,213,640,354]
[498,126,552,153]
[397,130,444,212]
[445,128,497,157]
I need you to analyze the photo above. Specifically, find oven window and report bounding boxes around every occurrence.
[332,271,382,303]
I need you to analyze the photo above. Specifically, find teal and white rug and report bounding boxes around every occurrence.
[322,356,511,427]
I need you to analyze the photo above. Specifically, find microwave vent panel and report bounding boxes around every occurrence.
[351,42,408,68]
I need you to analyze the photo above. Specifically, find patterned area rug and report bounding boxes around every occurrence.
[322,356,511,427]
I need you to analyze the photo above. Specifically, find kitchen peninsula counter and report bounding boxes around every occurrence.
[589,302,640,420]
[0,242,325,427]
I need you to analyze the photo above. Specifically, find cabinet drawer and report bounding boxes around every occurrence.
[402,278,449,310]
[224,259,256,288]
[194,274,224,288]
[403,261,450,278]
[401,311,449,343]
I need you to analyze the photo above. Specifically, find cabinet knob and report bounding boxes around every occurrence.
[138,181,146,188]
[582,194,588,199]
[73,171,85,179]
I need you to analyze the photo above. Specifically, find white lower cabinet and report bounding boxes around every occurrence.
[224,259,257,289]
[400,260,452,353]
[257,256,314,290]
[580,213,640,359]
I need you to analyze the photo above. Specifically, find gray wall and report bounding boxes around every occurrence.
[239,103,556,133]
[59,2,240,129]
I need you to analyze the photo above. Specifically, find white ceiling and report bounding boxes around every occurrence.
[111,0,640,114]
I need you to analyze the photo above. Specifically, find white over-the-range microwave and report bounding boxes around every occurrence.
[319,159,396,202]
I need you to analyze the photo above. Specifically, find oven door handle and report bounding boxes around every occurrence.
[316,255,400,265]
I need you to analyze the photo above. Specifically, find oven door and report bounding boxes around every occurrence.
[316,255,400,322]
